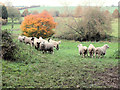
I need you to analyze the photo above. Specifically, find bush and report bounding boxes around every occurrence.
[56,7,112,41]
[1,30,18,61]
[20,10,57,38]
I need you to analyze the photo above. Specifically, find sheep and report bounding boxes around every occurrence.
[18,36,26,42]
[77,44,88,58]
[48,38,61,50]
[95,44,109,58]
[88,44,96,58]
[24,37,35,47]
[39,37,48,43]
[40,41,54,54]
[34,38,41,50]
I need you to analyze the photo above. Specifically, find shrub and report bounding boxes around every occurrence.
[1,30,18,61]
[20,10,57,38]
[57,7,112,41]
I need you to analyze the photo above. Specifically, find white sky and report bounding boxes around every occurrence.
[0,0,119,6]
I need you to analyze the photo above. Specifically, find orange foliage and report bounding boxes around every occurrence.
[20,10,57,38]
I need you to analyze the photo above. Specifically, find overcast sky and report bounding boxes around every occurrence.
[0,0,119,6]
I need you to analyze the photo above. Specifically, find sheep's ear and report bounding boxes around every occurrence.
[48,38,50,42]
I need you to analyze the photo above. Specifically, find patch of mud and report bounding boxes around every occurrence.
[93,66,119,88]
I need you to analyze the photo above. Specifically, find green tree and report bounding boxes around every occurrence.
[7,6,21,28]
[2,5,8,19]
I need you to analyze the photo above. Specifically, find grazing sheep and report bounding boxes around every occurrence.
[48,38,61,50]
[40,42,54,54]
[77,44,88,58]
[34,38,41,50]
[88,44,96,58]
[24,37,35,47]
[39,37,48,43]
[18,36,25,42]
[95,44,109,58]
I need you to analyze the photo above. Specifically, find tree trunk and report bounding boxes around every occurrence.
[11,18,14,29]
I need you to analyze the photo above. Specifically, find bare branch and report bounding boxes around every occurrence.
[65,24,82,35]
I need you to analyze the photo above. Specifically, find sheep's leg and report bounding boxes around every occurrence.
[98,54,101,59]
[95,53,97,58]
[83,54,85,58]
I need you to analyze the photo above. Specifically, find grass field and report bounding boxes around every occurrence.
[2,39,118,88]
[1,16,119,88]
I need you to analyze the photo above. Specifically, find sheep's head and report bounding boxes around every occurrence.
[41,42,45,49]
[104,44,109,49]
[31,37,34,41]
[77,44,82,48]
[22,36,25,41]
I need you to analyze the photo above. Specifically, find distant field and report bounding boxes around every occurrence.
[19,6,118,14]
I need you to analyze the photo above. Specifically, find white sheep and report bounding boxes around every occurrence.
[95,44,109,58]
[18,36,26,42]
[24,37,35,47]
[40,41,54,54]
[77,44,88,58]
[48,38,61,50]
[34,38,41,50]
[88,44,96,58]
[39,37,48,43]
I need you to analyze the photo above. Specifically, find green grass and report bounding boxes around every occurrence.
[111,19,118,37]
[2,38,118,88]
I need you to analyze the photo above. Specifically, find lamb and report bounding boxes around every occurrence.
[95,44,109,58]
[39,37,48,43]
[40,41,54,54]
[24,36,35,47]
[88,44,96,58]
[18,36,26,42]
[77,44,88,58]
[48,38,61,50]
[34,38,41,50]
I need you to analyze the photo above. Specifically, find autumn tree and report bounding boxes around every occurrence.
[74,6,83,17]
[20,10,57,38]
[21,9,29,17]
[112,9,119,18]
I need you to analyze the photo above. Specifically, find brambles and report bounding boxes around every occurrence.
[21,10,57,38]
